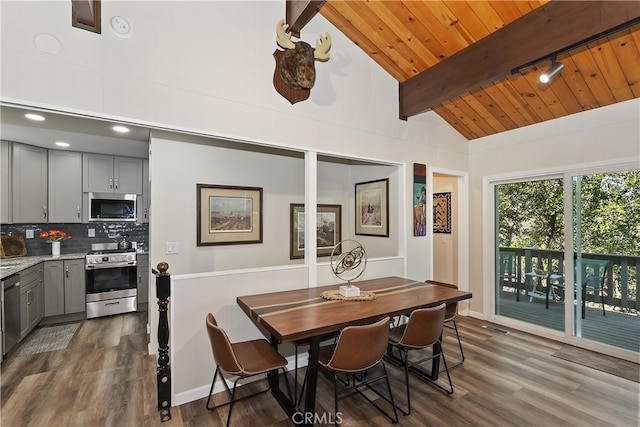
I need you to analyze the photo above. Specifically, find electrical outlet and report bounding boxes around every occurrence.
[26,230,34,239]
[88,229,95,237]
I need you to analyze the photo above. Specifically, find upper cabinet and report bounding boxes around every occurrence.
[1,141,11,223]
[48,150,82,223]
[12,143,48,223]
[83,154,143,194]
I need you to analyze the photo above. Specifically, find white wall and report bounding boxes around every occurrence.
[1,1,469,284]
[467,99,640,315]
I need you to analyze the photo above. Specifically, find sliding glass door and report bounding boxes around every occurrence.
[494,177,565,331]
[572,171,639,351]
[494,169,639,353]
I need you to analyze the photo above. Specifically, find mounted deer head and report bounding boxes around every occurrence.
[273,19,331,103]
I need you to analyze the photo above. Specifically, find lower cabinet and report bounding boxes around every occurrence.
[43,259,86,316]
[19,264,44,339]
[137,254,149,309]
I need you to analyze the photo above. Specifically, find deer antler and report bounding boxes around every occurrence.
[314,33,331,61]
[276,19,296,49]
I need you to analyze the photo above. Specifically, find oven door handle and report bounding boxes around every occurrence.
[85,262,137,270]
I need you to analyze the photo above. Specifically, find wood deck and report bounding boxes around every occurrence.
[497,289,640,352]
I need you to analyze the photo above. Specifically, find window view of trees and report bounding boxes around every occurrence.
[497,171,640,257]
[497,178,564,251]
[576,171,640,257]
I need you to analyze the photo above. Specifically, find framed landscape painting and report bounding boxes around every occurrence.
[355,178,389,237]
[290,204,342,259]
[197,184,263,246]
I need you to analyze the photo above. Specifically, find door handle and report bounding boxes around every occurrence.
[65,265,69,278]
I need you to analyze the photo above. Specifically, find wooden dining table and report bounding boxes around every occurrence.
[236,276,472,420]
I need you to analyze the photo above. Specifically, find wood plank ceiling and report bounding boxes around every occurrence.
[317,1,640,140]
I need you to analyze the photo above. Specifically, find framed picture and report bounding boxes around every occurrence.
[290,204,342,259]
[433,192,452,233]
[413,163,427,237]
[355,178,389,237]
[197,184,263,246]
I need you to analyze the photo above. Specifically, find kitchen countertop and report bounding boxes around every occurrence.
[0,250,150,281]
[0,253,87,280]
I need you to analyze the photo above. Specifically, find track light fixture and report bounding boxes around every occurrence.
[539,59,564,83]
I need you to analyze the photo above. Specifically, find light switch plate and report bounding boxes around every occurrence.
[26,230,34,239]
[165,242,179,254]
[88,229,95,237]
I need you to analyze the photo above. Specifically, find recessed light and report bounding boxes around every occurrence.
[112,125,130,133]
[110,16,132,37]
[25,113,45,121]
[55,142,70,147]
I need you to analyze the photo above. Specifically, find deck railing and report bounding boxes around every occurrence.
[498,247,639,311]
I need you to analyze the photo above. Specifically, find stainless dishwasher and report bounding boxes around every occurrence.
[2,274,20,358]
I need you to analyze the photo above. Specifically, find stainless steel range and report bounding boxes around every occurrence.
[85,243,137,319]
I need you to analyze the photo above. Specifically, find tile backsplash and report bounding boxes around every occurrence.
[0,222,149,256]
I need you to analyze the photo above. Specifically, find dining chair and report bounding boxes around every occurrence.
[291,332,339,410]
[205,313,291,427]
[387,303,453,416]
[577,259,609,318]
[425,280,465,369]
[318,317,399,423]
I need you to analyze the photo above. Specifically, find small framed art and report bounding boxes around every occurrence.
[355,178,389,237]
[290,204,342,259]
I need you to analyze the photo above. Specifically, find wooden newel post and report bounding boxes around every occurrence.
[154,262,172,422]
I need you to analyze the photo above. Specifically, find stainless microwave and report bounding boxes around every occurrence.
[89,193,137,222]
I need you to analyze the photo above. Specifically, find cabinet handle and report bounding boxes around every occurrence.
[77,207,80,218]
[115,179,119,190]
[110,178,113,189]
[43,205,47,218]
[65,265,69,278]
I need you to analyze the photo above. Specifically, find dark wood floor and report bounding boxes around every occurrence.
[1,311,638,426]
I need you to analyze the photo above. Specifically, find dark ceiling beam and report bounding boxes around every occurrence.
[285,0,326,38]
[71,0,101,34]
[399,1,640,120]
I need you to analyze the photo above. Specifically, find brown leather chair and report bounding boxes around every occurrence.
[205,313,290,427]
[387,303,453,415]
[318,317,398,423]
[425,280,465,368]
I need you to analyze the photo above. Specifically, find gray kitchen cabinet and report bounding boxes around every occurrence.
[12,143,48,223]
[83,153,143,194]
[1,140,11,223]
[43,259,85,315]
[19,264,44,339]
[64,259,85,314]
[48,150,82,223]
[137,254,149,309]
[43,260,65,316]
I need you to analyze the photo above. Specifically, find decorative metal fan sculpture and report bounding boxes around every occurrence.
[331,240,367,296]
